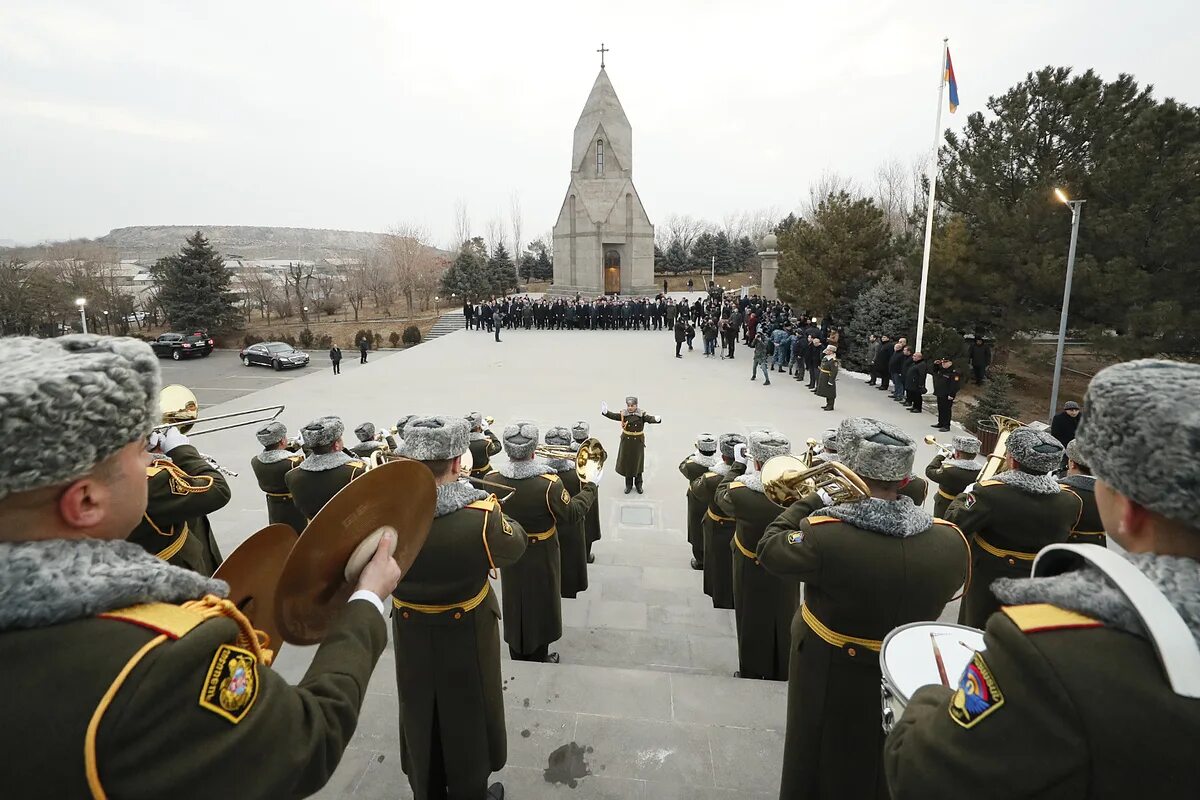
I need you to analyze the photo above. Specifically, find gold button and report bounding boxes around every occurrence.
[1007,558,1016,567]
[847,647,857,657]
[453,612,462,620]
[402,611,410,619]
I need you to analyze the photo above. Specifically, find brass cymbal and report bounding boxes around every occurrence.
[211,523,299,655]
[275,459,436,645]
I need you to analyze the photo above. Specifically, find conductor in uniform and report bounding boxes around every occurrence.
[885,359,1200,799]
[467,412,503,479]
[679,433,720,570]
[0,334,402,799]
[571,421,603,563]
[924,434,985,518]
[284,416,367,523]
[249,420,307,533]
[945,426,1082,628]
[391,416,528,800]
[1059,439,1106,547]
[758,417,969,800]
[602,396,663,494]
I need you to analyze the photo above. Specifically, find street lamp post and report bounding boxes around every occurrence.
[1048,188,1085,421]
[75,298,87,334]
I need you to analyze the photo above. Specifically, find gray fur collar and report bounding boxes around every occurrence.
[993,554,1200,646]
[542,458,575,472]
[301,450,352,472]
[711,462,732,477]
[739,472,766,494]
[257,449,294,465]
[994,469,1061,495]
[496,460,554,479]
[1060,474,1096,493]
[469,432,487,442]
[815,453,841,464]
[945,457,985,472]
[436,479,490,517]
[691,453,719,469]
[818,496,933,538]
[0,539,228,631]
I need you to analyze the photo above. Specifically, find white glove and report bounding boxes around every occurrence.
[816,488,835,506]
[162,427,190,453]
[600,401,609,414]
[733,443,748,465]
[588,468,604,486]
[147,431,165,452]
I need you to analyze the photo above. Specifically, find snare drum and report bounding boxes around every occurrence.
[880,621,985,734]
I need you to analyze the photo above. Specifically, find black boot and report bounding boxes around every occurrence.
[488,783,505,800]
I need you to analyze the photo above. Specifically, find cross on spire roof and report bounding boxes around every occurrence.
[597,42,609,69]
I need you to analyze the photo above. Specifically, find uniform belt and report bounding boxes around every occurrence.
[975,534,1038,562]
[622,430,644,437]
[801,604,883,652]
[264,491,293,499]
[707,508,734,523]
[732,532,758,563]
[154,524,189,561]
[392,582,490,615]
[820,368,832,375]
[1073,530,1106,537]
[527,526,557,542]
[937,488,957,501]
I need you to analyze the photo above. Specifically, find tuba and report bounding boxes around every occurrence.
[760,454,869,507]
[978,415,1025,481]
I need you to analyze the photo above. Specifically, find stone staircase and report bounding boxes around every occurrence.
[425,310,465,340]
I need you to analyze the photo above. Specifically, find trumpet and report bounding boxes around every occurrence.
[760,455,869,508]
[803,437,821,468]
[923,435,954,458]
[535,437,607,483]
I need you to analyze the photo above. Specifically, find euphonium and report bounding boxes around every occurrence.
[760,455,870,507]
[979,415,1025,481]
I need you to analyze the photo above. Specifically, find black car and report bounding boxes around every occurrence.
[151,331,214,360]
[240,341,311,370]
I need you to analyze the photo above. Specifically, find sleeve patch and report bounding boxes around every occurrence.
[787,531,805,545]
[199,644,260,724]
[561,488,571,504]
[948,652,1004,729]
[963,493,977,510]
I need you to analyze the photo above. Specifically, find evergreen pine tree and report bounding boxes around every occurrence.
[486,242,518,295]
[690,232,717,273]
[964,370,1020,433]
[735,235,758,269]
[534,249,554,280]
[665,239,689,274]
[518,253,537,281]
[842,274,916,370]
[713,230,734,274]
[151,230,240,332]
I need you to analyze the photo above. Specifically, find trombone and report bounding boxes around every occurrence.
[155,384,284,437]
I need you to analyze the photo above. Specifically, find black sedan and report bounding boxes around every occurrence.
[239,342,311,370]
[151,331,214,360]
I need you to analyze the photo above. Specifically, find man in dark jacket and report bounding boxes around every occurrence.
[1050,400,1082,447]
[931,357,962,431]
[905,352,929,413]
[967,336,991,383]
[873,335,893,391]
[889,340,908,400]
[329,344,342,374]
[865,334,880,385]
[358,336,369,364]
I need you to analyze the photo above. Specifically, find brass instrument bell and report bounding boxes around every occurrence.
[760,455,869,508]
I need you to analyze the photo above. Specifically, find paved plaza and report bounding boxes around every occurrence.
[200,319,964,799]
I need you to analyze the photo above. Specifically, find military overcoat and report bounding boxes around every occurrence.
[691,463,745,609]
[924,454,982,518]
[602,409,661,477]
[250,450,307,533]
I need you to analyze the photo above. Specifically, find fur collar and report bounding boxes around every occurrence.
[541,458,575,473]
[739,472,766,494]
[436,479,490,517]
[993,469,1061,495]
[496,459,554,479]
[1060,473,1096,493]
[711,462,732,477]
[818,496,933,538]
[300,450,352,472]
[815,453,841,464]
[944,457,986,472]
[469,431,487,442]
[257,449,295,465]
[993,554,1200,646]
[0,539,227,631]
[691,453,719,469]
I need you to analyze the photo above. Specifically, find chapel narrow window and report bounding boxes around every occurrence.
[596,139,604,177]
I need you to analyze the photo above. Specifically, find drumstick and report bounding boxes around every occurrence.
[930,633,950,687]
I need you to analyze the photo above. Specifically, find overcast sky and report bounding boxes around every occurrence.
[2,0,1197,249]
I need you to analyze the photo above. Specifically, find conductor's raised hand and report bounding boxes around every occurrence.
[600,401,609,415]
[356,530,402,601]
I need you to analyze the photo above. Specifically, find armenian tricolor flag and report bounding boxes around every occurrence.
[945,49,959,113]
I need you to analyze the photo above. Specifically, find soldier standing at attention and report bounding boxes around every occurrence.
[391,416,527,800]
[946,426,1082,628]
[815,344,839,411]
[717,431,798,681]
[1059,440,1105,547]
[692,433,747,608]
[930,357,961,432]
[249,421,307,533]
[466,412,503,479]
[284,416,367,524]
[680,433,720,570]
[758,418,969,800]
[925,434,986,518]
[487,422,598,663]
[0,334,401,799]
[543,426,590,599]
[885,359,1200,799]
[127,424,229,575]
[602,396,663,494]
[571,421,603,563]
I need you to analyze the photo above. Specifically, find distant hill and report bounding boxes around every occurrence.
[95,225,393,261]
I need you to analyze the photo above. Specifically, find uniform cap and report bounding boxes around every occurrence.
[571,421,590,441]
[696,433,718,455]
[1006,426,1063,474]
[353,422,376,443]
[719,433,746,459]
[625,396,638,406]
[503,421,539,460]
[1064,439,1088,470]
[544,426,572,446]
[748,430,791,463]
[837,417,915,481]
[399,416,469,461]
[301,416,344,448]
[822,429,838,452]
[465,411,484,429]
[256,420,288,447]
[952,434,981,455]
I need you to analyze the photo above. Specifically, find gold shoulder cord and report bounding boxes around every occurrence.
[152,459,215,495]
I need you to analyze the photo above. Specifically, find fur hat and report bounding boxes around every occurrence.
[748,430,791,464]
[571,421,590,442]
[395,414,416,437]
[1007,426,1063,474]
[1064,439,1088,470]
[1063,400,1081,411]
[719,433,746,459]
[1074,359,1200,523]
[301,416,344,448]
[822,429,838,452]
[256,420,288,448]
[837,417,915,481]
[465,411,484,430]
[953,434,981,455]
[0,335,159,500]
[399,416,469,461]
[625,396,638,407]
[696,433,718,455]
[503,421,539,460]
[354,422,377,443]
[544,426,572,446]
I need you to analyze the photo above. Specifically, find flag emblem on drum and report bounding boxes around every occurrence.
[949,652,1004,729]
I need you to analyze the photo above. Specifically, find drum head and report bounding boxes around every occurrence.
[212,523,299,654]
[881,622,986,700]
[275,459,436,645]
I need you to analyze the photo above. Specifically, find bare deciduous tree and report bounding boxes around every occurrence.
[381,224,437,319]
[656,214,710,253]
[509,192,523,281]
[452,199,471,252]
[286,262,315,323]
[805,170,861,218]
[484,215,505,257]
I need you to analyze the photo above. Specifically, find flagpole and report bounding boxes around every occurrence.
[914,38,948,353]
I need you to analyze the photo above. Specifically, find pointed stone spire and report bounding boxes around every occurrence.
[572,68,633,177]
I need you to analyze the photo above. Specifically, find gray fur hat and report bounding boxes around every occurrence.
[0,335,159,500]
[395,415,416,437]
[465,411,484,430]
[301,416,344,448]
[354,422,377,443]
[503,421,539,460]
[719,433,747,459]
[571,421,590,442]
[696,433,718,455]
[953,434,982,455]
[399,416,469,461]
[748,430,791,464]
[1007,426,1063,474]
[822,429,838,452]
[256,420,288,447]
[625,396,638,406]
[1065,439,1088,470]
[544,426,572,446]
[1074,359,1200,522]
[837,417,915,481]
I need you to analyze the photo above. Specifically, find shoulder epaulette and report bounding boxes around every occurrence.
[146,464,166,478]
[466,495,500,512]
[346,460,365,469]
[540,473,561,482]
[98,603,207,639]
[806,515,840,525]
[727,481,745,489]
[703,472,717,479]
[1002,603,1103,634]
[979,479,1004,487]
[288,455,304,465]
[932,517,966,535]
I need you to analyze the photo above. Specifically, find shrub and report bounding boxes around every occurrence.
[353,328,374,349]
[317,334,333,349]
[298,327,314,348]
[965,370,1020,433]
[402,325,422,346]
[373,332,383,350]
[281,333,297,347]
[388,331,401,347]
[242,333,265,347]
